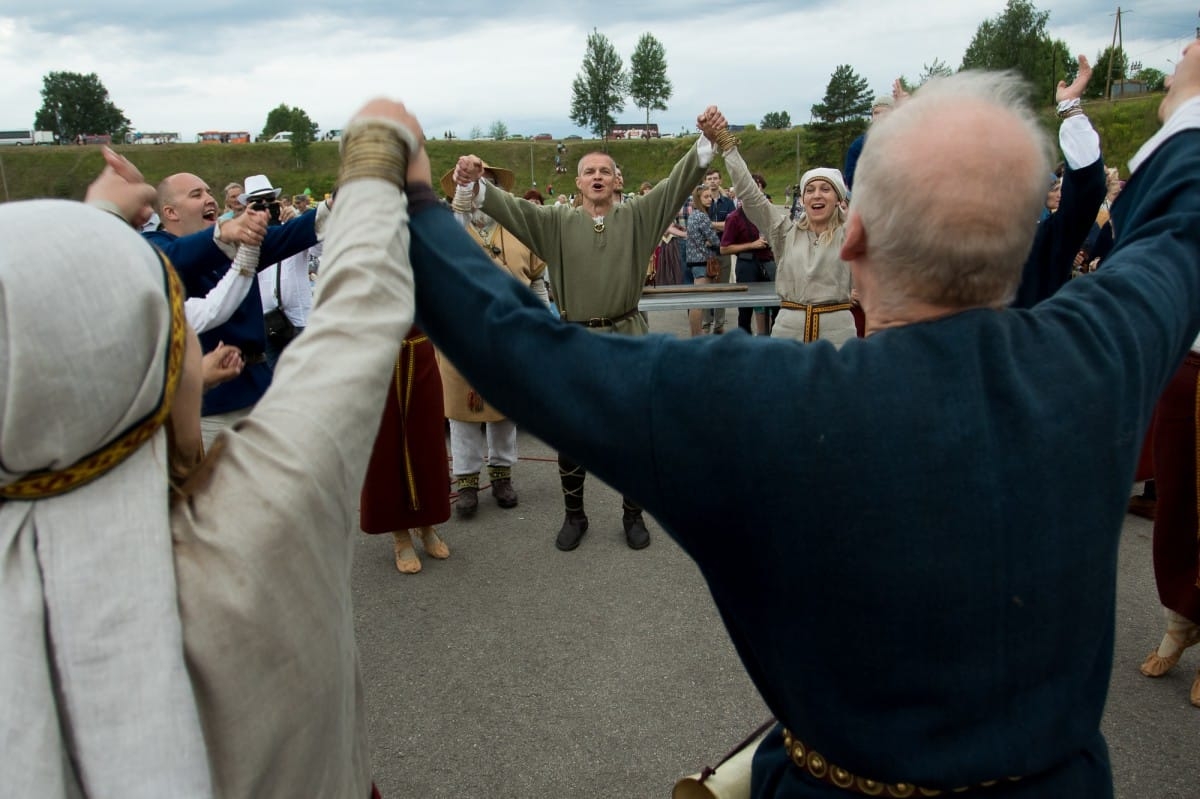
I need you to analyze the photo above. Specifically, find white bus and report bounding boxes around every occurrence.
[0,130,54,146]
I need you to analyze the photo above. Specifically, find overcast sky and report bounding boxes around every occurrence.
[0,1,1192,140]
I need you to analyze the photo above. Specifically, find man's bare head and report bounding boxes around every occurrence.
[157,173,220,236]
[847,71,1052,311]
[575,152,618,205]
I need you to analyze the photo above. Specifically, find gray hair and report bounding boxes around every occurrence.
[851,71,1053,309]
[576,151,617,176]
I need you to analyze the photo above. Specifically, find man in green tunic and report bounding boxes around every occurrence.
[451,113,720,550]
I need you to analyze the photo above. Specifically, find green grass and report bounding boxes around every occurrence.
[0,94,1164,204]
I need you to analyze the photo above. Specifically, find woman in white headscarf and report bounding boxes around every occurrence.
[698,110,856,346]
[0,99,425,799]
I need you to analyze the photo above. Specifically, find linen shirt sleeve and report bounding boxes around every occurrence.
[723,147,789,256]
[185,244,258,334]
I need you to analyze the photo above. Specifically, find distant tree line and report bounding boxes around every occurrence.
[24,0,1161,172]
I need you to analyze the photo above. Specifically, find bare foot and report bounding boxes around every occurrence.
[415,526,450,559]
[392,530,422,574]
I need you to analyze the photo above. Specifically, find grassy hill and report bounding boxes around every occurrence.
[0,95,1164,204]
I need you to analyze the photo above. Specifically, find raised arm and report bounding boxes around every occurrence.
[698,107,789,253]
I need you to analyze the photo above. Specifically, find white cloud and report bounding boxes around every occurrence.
[0,2,1191,140]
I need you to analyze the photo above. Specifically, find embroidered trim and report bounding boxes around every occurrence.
[2,250,187,500]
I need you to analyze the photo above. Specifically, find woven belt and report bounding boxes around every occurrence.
[782,728,1021,797]
[778,300,853,342]
[562,307,641,328]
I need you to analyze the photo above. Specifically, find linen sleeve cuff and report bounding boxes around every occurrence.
[1059,113,1100,171]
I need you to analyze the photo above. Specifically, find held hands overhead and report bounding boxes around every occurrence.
[695,106,727,143]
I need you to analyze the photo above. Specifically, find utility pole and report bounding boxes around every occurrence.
[1104,7,1126,101]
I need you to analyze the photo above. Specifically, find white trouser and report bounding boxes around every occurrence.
[449,418,518,476]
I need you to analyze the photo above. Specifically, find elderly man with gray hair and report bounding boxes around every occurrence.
[400,50,1200,796]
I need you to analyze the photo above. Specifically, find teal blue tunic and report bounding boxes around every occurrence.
[407,129,1200,797]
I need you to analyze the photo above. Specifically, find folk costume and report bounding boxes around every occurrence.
[360,328,452,572]
[1,203,211,799]
[404,104,1200,797]
[458,137,713,548]
[724,150,855,347]
[439,166,550,516]
[1139,337,1200,705]
[2,112,418,799]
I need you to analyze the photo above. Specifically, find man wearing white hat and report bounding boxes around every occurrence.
[240,174,315,368]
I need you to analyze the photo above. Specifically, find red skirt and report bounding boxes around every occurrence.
[360,330,451,533]
[1151,352,1200,622]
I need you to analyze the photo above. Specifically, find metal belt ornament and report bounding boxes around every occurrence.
[779,300,853,343]
[782,728,1021,797]
[1,250,187,500]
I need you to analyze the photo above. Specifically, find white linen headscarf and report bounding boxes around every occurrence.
[0,201,212,797]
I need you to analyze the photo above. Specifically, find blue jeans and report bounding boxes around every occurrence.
[735,257,777,334]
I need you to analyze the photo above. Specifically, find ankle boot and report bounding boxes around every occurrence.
[455,474,480,518]
[623,511,650,550]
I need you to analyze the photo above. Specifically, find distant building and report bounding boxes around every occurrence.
[1110,80,1147,99]
[606,123,660,140]
[126,131,181,145]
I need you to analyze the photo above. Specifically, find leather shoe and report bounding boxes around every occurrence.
[455,486,478,518]
[623,512,650,550]
[492,478,519,508]
[555,513,589,551]
[1127,495,1156,520]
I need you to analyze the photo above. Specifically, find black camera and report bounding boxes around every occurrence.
[249,196,282,226]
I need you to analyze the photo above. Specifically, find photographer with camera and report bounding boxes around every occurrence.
[242,175,314,369]
[147,170,331,446]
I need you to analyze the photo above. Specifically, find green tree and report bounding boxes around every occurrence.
[1045,39,1079,101]
[960,0,1062,101]
[261,103,318,167]
[629,33,672,131]
[760,111,791,129]
[34,71,130,142]
[469,124,484,140]
[808,65,872,165]
[488,120,509,140]
[917,58,954,85]
[570,28,628,140]
[1136,66,1167,93]
[1089,46,1128,99]
[261,103,318,141]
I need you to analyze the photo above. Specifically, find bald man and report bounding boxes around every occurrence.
[401,57,1200,797]
[146,172,328,443]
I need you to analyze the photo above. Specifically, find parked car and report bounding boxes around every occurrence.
[533,133,553,141]
[323,129,342,142]
[268,131,293,143]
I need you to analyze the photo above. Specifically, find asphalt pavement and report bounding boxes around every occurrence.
[353,310,1200,799]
